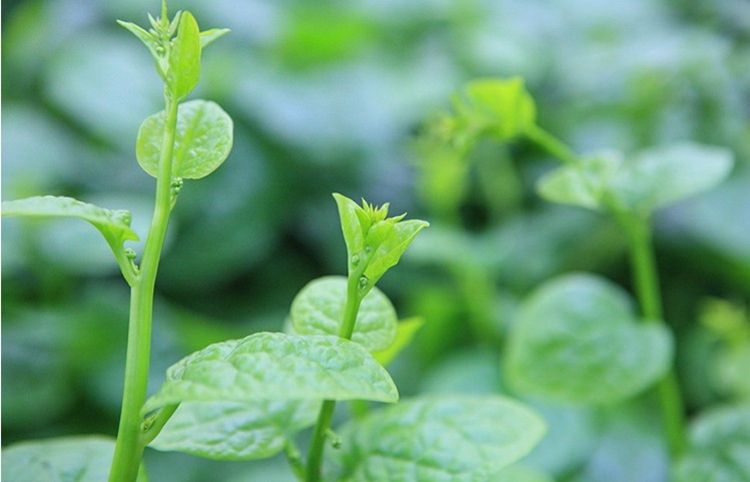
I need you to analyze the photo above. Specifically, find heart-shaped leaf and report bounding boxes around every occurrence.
[144,332,398,413]
[291,276,397,351]
[150,400,319,461]
[136,99,233,179]
[1,436,147,482]
[673,405,750,482]
[505,273,673,404]
[327,396,546,482]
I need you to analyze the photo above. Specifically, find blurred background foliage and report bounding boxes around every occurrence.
[2,0,749,480]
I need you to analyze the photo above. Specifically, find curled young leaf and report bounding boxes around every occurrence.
[326,396,546,481]
[136,99,233,179]
[673,405,750,482]
[460,77,537,141]
[505,273,673,404]
[290,276,397,351]
[144,332,398,413]
[150,400,319,461]
[1,436,147,482]
[1,196,139,248]
[169,11,201,99]
[333,193,429,287]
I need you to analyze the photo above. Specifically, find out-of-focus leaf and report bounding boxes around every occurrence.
[327,396,546,481]
[200,28,231,48]
[144,332,398,413]
[290,276,397,351]
[151,400,319,460]
[373,317,424,366]
[137,99,233,179]
[673,405,750,482]
[1,436,147,482]
[505,273,672,404]
[461,77,537,141]
[494,465,553,482]
[538,143,733,215]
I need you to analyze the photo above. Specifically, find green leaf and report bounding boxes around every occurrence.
[334,192,367,264]
[144,332,398,413]
[1,436,147,482]
[200,28,231,48]
[136,99,233,179]
[461,77,537,141]
[117,20,161,62]
[363,219,430,284]
[673,405,750,482]
[290,276,397,351]
[1,196,139,248]
[169,11,201,99]
[373,317,424,366]
[494,465,553,482]
[327,396,546,481]
[150,400,319,461]
[505,273,673,404]
[538,143,734,215]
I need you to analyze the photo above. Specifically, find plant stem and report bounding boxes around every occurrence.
[624,215,687,458]
[109,95,179,482]
[306,275,363,482]
[525,125,580,165]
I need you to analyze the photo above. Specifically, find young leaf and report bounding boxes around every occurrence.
[363,219,429,284]
[290,276,397,351]
[143,332,398,413]
[1,196,139,247]
[117,20,161,62]
[136,99,233,179]
[538,143,734,215]
[373,317,424,366]
[150,400,319,461]
[327,396,546,481]
[200,28,231,48]
[333,192,367,263]
[169,11,201,99]
[505,273,673,404]
[1,436,147,482]
[461,77,537,141]
[673,405,750,482]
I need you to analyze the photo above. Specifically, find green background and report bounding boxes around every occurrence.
[2,0,749,480]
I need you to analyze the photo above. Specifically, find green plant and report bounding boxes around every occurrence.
[1,5,551,480]
[416,76,747,481]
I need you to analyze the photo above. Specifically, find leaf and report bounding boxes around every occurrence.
[1,196,139,248]
[327,396,546,481]
[200,28,231,48]
[169,11,201,99]
[673,405,750,482]
[117,20,160,62]
[373,317,424,366]
[461,77,537,141]
[144,332,398,413]
[505,273,673,404]
[150,400,319,461]
[290,276,397,351]
[334,192,366,263]
[363,219,430,284]
[537,143,734,215]
[493,465,553,482]
[136,99,233,179]
[1,436,147,482]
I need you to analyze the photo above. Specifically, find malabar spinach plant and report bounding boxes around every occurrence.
[417,77,745,480]
[1,7,549,481]
[2,1,232,480]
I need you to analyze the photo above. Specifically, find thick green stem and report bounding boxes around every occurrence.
[306,275,363,482]
[625,216,687,458]
[525,125,580,165]
[109,96,179,482]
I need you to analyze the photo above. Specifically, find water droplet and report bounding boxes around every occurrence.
[124,248,137,260]
[365,246,372,254]
[351,254,360,266]
[358,276,369,289]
